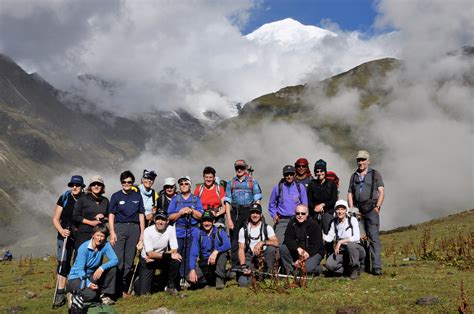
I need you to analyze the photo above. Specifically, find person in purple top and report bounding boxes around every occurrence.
[268,165,308,244]
[108,170,145,297]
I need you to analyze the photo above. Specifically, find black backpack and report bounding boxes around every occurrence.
[243,221,269,252]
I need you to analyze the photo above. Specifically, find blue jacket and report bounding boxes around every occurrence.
[167,194,204,238]
[68,240,118,287]
[268,181,308,218]
[109,190,145,223]
[189,227,231,270]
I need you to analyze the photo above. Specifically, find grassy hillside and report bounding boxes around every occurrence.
[0,210,472,313]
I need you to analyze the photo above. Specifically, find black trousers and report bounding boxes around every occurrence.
[136,255,179,296]
[229,206,250,268]
[67,267,117,302]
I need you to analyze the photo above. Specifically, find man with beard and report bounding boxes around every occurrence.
[347,150,385,276]
[237,204,278,287]
[136,210,181,296]
[188,211,231,290]
[280,204,325,276]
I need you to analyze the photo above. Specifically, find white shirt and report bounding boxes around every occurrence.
[238,221,275,252]
[142,224,178,259]
[323,216,360,243]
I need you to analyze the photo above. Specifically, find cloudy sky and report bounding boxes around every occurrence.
[0,0,403,119]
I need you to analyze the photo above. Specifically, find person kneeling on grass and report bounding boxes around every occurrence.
[188,211,231,290]
[67,224,118,307]
[323,200,366,279]
[237,203,279,287]
[136,209,182,296]
[279,204,325,276]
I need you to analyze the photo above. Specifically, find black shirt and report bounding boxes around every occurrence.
[307,179,338,216]
[56,191,82,239]
[73,193,109,234]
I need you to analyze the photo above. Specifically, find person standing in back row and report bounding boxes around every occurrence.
[294,158,312,188]
[224,159,262,270]
[347,150,385,276]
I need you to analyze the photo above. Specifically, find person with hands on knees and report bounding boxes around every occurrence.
[136,209,182,296]
[237,204,278,287]
[188,211,231,290]
[280,204,325,276]
[67,224,118,306]
[324,200,365,279]
[108,170,145,297]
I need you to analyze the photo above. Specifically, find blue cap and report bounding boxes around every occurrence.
[68,175,85,188]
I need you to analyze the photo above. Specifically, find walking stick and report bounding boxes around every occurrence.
[180,213,191,289]
[52,234,68,309]
[128,241,143,295]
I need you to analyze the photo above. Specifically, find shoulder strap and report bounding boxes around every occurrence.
[248,175,254,191]
[215,183,221,200]
[369,170,377,200]
[260,222,268,241]
[243,224,250,251]
[295,182,302,203]
[276,180,283,208]
[61,190,71,208]
[198,184,205,197]
[348,216,354,236]
[216,226,223,246]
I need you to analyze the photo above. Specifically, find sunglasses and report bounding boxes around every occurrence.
[70,183,82,188]
[90,182,103,187]
[295,212,307,216]
[284,173,295,177]
[315,170,325,173]
[164,185,175,189]
[235,166,246,171]
[179,182,190,186]
[121,180,133,185]
[296,165,307,168]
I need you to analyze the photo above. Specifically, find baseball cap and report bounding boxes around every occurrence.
[282,165,295,175]
[335,200,349,209]
[357,150,370,159]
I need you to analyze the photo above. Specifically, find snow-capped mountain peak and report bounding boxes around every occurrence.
[246,18,336,47]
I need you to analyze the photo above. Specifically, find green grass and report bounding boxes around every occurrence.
[1,210,472,313]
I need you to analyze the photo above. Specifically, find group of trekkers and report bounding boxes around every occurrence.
[52,150,385,310]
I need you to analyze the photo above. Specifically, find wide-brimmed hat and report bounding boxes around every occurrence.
[68,175,85,188]
[89,175,104,186]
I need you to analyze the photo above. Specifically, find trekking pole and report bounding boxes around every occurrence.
[128,241,143,295]
[180,213,191,289]
[52,233,68,309]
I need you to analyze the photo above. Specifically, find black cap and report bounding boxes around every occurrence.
[201,211,215,222]
[282,165,295,175]
[249,203,262,214]
[143,169,157,180]
[154,209,168,220]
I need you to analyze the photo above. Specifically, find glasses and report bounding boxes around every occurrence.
[121,180,133,185]
[90,182,103,188]
[315,170,325,174]
[70,183,82,188]
[164,185,175,189]
[357,158,367,162]
[235,166,246,171]
[296,165,307,168]
[295,212,307,216]
[284,173,295,177]
[179,182,190,186]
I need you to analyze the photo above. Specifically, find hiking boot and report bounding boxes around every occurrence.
[53,292,66,307]
[350,267,360,280]
[373,269,382,276]
[100,294,115,305]
[216,277,225,290]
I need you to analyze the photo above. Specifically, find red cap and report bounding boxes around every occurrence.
[295,158,309,166]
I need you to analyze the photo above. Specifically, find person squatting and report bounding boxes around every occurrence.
[52,150,385,309]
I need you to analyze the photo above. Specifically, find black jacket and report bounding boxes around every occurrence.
[73,193,109,234]
[307,179,338,217]
[283,218,325,257]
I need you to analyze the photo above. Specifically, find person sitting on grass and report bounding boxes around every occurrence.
[188,211,231,290]
[237,203,279,287]
[280,204,325,277]
[136,209,181,296]
[67,224,118,306]
[323,200,365,279]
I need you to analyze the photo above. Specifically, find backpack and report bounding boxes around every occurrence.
[326,171,340,188]
[350,169,379,205]
[243,221,268,252]
[87,304,118,314]
[60,190,72,209]
[331,216,355,241]
[275,180,302,208]
[198,226,225,259]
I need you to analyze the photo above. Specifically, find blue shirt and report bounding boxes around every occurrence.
[167,194,204,238]
[268,181,308,218]
[109,190,145,223]
[68,240,118,287]
[189,227,231,270]
[224,175,262,206]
